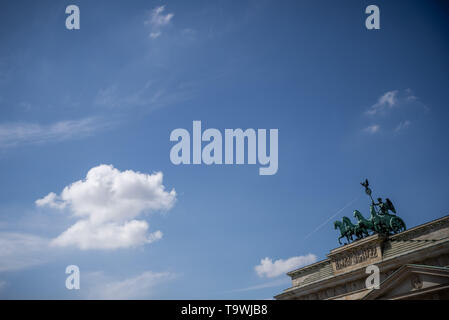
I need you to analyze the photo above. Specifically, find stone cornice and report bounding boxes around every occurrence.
[286,214,449,278]
[276,214,449,300]
[275,237,449,300]
[389,214,449,241]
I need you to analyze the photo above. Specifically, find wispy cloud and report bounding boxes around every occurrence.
[145,5,174,39]
[86,270,177,299]
[146,6,174,27]
[0,117,110,148]
[255,254,317,278]
[150,31,162,39]
[0,232,50,272]
[94,86,119,108]
[362,89,427,135]
[363,124,380,134]
[94,81,195,115]
[394,120,411,133]
[365,89,428,117]
[365,90,398,116]
[225,278,290,293]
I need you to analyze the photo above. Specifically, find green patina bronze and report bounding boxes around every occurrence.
[334,179,406,245]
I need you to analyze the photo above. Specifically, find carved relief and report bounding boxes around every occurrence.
[334,246,378,270]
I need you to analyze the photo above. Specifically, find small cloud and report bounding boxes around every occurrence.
[36,164,176,250]
[378,91,397,107]
[361,89,427,135]
[146,6,174,27]
[363,124,380,134]
[366,90,398,116]
[145,5,174,39]
[395,120,411,133]
[255,254,317,278]
[149,32,161,39]
[365,89,428,117]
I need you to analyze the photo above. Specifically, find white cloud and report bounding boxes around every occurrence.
[395,120,411,132]
[146,6,174,27]
[255,254,317,278]
[35,192,66,209]
[0,232,49,272]
[366,90,398,116]
[363,124,380,134]
[378,91,397,107]
[145,5,174,39]
[52,220,163,250]
[150,31,161,39]
[362,89,427,135]
[365,89,428,117]
[36,164,176,250]
[86,270,176,299]
[0,118,108,148]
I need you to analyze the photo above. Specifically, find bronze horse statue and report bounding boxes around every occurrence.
[334,220,353,245]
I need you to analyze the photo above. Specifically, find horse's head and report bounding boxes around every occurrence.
[354,210,362,219]
[334,221,340,229]
[342,216,351,225]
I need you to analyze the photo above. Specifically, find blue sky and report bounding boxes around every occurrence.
[0,0,448,299]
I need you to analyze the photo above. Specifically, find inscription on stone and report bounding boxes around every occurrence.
[334,246,378,270]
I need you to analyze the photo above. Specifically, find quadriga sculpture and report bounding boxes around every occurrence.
[333,179,407,245]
